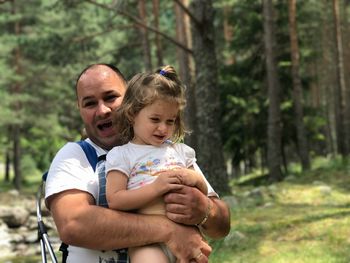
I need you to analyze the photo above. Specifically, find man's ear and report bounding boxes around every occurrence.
[80,128,87,140]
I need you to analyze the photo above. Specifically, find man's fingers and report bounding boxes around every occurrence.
[201,241,212,257]
[191,250,209,263]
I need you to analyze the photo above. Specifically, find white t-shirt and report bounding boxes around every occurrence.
[105,141,216,197]
[45,139,217,262]
[45,139,125,263]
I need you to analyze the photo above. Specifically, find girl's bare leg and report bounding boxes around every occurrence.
[129,244,171,263]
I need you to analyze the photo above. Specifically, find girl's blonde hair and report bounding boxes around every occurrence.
[114,65,187,144]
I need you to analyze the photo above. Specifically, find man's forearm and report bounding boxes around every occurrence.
[49,191,170,250]
[66,207,170,250]
[49,190,212,262]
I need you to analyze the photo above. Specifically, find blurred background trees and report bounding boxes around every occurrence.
[1,0,350,195]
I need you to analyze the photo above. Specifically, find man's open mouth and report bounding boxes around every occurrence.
[97,121,112,131]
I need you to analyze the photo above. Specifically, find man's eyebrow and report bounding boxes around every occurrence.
[105,90,122,96]
[81,96,95,102]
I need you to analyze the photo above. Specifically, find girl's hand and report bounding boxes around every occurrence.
[153,173,183,195]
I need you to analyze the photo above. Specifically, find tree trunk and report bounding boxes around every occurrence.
[190,0,230,195]
[138,0,152,71]
[5,150,11,182]
[223,3,234,65]
[11,0,22,190]
[343,1,350,100]
[13,127,21,190]
[320,0,337,156]
[174,0,197,149]
[288,0,310,170]
[333,0,349,156]
[262,0,283,181]
[152,0,163,67]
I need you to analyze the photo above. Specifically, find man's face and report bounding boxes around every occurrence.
[76,65,126,150]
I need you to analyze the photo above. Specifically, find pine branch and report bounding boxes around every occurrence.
[84,0,193,54]
[72,25,134,43]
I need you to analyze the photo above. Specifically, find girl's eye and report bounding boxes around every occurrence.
[166,120,175,125]
[150,118,160,122]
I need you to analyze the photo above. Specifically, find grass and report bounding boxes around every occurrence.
[209,156,350,262]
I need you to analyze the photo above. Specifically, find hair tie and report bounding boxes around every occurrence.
[159,69,167,76]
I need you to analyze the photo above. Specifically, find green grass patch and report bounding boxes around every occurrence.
[210,156,350,262]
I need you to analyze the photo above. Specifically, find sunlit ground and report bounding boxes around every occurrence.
[210,156,350,263]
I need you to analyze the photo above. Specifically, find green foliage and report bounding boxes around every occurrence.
[0,0,343,190]
[20,154,38,176]
[0,0,185,188]
[217,0,331,175]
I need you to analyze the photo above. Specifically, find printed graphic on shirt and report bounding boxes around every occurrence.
[127,155,184,190]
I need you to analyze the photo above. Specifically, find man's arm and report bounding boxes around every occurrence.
[47,189,211,262]
[164,186,231,239]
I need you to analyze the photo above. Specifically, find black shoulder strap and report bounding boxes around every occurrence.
[59,242,69,263]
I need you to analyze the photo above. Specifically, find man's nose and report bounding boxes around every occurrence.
[96,102,111,115]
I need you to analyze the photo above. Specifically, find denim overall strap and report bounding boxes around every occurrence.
[96,154,129,263]
[96,155,108,208]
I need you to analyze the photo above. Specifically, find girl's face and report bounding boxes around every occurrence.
[132,99,179,146]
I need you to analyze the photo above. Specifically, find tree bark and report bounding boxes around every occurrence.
[190,0,230,195]
[138,0,152,71]
[11,0,22,190]
[174,0,197,149]
[223,4,234,65]
[262,0,283,181]
[288,0,310,170]
[5,150,10,182]
[152,0,163,67]
[333,0,349,156]
[13,127,21,190]
[320,0,336,156]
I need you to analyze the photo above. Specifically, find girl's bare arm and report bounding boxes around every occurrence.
[106,170,183,211]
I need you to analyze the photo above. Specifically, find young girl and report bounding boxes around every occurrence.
[105,66,210,263]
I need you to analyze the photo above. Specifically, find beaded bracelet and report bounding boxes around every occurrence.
[197,197,212,227]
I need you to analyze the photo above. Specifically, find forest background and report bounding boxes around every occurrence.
[1,0,350,262]
[1,0,350,193]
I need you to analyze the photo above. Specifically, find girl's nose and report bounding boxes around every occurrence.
[157,123,167,133]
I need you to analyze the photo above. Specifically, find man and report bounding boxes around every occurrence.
[45,64,230,263]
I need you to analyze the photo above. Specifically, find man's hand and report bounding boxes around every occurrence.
[165,222,211,263]
[164,185,207,225]
[164,185,231,239]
